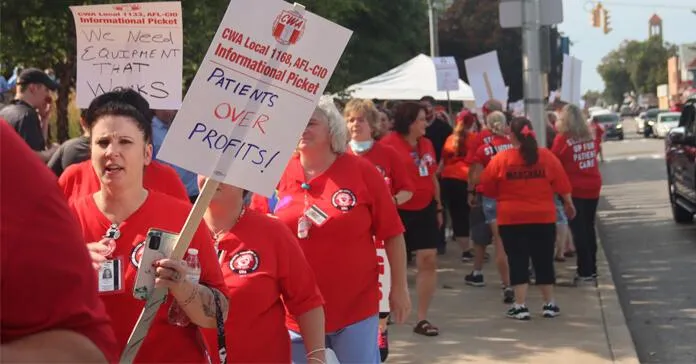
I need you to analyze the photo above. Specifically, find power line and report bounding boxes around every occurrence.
[582,0,695,10]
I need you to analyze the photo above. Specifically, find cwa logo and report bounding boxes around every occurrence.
[272,10,306,45]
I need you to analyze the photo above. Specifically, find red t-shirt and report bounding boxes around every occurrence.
[59,160,189,203]
[471,134,513,194]
[69,191,227,363]
[550,134,603,199]
[202,210,323,363]
[379,132,437,211]
[440,133,477,181]
[480,148,572,225]
[591,123,605,147]
[464,129,494,165]
[347,142,414,196]
[0,121,118,361]
[273,153,404,332]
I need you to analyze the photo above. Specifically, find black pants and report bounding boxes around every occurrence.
[500,223,556,286]
[441,178,470,238]
[437,177,448,253]
[569,197,599,277]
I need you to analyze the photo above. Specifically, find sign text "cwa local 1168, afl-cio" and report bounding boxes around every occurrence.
[156,0,352,197]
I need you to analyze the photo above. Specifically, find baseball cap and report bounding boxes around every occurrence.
[17,68,58,91]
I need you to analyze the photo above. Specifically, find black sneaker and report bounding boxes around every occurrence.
[461,251,475,262]
[465,272,485,287]
[503,287,515,304]
[542,303,560,318]
[506,305,530,320]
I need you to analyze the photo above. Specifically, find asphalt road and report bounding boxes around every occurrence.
[597,122,696,363]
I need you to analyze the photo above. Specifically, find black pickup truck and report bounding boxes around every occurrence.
[666,100,696,223]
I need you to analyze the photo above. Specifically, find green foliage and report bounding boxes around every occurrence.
[597,36,677,105]
[582,90,602,107]
[1,0,428,140]
[438,0,525,101]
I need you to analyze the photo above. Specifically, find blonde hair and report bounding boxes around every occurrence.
[315,95,348,154]
[343,98,380,139]
[486,111,507,135]
[557,104,592,140]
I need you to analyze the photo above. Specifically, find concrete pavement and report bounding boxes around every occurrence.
[386,239,640,364]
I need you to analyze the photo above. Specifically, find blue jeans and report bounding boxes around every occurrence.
[481,196,497,224]
[555,195,568,224]
[289,315,380,364]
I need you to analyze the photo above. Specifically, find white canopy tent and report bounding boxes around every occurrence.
[337,54,475,101]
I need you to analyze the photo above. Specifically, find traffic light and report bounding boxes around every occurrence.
[603,8,612,34]
[591,3,602,27]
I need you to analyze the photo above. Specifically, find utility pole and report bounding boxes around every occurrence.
[522,0,546,146]
[427,0,439,57]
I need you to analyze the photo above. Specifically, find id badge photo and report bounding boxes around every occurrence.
[98,257,124,295]
[418,163,429,177]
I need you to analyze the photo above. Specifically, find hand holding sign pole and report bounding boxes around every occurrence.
[120,1,352,362]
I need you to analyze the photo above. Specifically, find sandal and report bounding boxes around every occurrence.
[413,320,439,336]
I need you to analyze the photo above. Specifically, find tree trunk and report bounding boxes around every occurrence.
[54,40,76,143]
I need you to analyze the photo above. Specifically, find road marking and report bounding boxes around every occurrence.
[604,153,664,163]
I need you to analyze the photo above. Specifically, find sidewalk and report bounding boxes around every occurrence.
[386,240,640,364]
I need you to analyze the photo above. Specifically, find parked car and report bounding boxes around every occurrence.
[642,108,669,137]
[635,111,647,134]
[590,110,624,140]
[665,104,696,223]
[654,112,681,138]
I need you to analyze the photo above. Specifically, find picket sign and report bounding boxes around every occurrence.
[120,3,309,362]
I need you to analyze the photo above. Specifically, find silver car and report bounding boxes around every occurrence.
[654,112,681,138]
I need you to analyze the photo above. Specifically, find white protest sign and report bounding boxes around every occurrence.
[70,2,183,109]
[157,0,352,197]
[432,56,460,92]
[561,54,582,106]
[464,51,508,108]
[376,241,391,313]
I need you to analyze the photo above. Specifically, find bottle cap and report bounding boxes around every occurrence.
[188,248,199,255]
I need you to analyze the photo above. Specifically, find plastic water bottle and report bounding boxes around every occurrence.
[168,249,202,327]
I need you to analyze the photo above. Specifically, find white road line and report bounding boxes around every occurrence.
[604,154,664,163]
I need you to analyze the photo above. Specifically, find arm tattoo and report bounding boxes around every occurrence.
[180,284,198,307]
[198,286,217,318]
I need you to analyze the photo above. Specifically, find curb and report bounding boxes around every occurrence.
[595,226,641,364]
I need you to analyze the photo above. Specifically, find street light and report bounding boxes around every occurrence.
[426,0,454,57]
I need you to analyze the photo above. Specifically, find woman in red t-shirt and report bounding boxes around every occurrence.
[465,111,514,304]
[380,101,441,336]
[265,96,410,363]
[481,117,576,320]
[70,90,229,363]
[440,110,477,261]
[552,104,603,283]
[199,177,325,364]
[343,98,414,361]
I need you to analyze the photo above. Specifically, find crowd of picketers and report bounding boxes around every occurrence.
[2,65,602,363]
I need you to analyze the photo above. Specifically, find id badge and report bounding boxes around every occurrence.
[418,163,429,177]
[297,216,311,239]
[98,257,124,295]
[305,204,329,227]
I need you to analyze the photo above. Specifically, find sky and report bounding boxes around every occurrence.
[557,0,696,93]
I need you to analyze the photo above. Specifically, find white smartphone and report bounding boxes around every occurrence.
[133,228,178,300]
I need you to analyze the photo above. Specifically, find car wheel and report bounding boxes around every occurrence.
[618,134,624,140]
[669,178,694,224]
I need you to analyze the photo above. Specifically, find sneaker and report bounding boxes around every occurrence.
[461,251,475,262]
[542,303,560,318]
[378,329,388,362]
[465,272,485,287]
[503,287,515,304]
[506,305,530,320]
[574,275,597,286]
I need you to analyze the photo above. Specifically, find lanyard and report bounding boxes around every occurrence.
[297,182,311,239]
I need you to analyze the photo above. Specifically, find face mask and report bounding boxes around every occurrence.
[349,139,374,153]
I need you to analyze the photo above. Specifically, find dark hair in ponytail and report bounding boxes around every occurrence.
[510,117,539,166]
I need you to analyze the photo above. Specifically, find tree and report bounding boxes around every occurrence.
[583,90,602,107]
[597,36,677,105]
[438,0,525,101]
